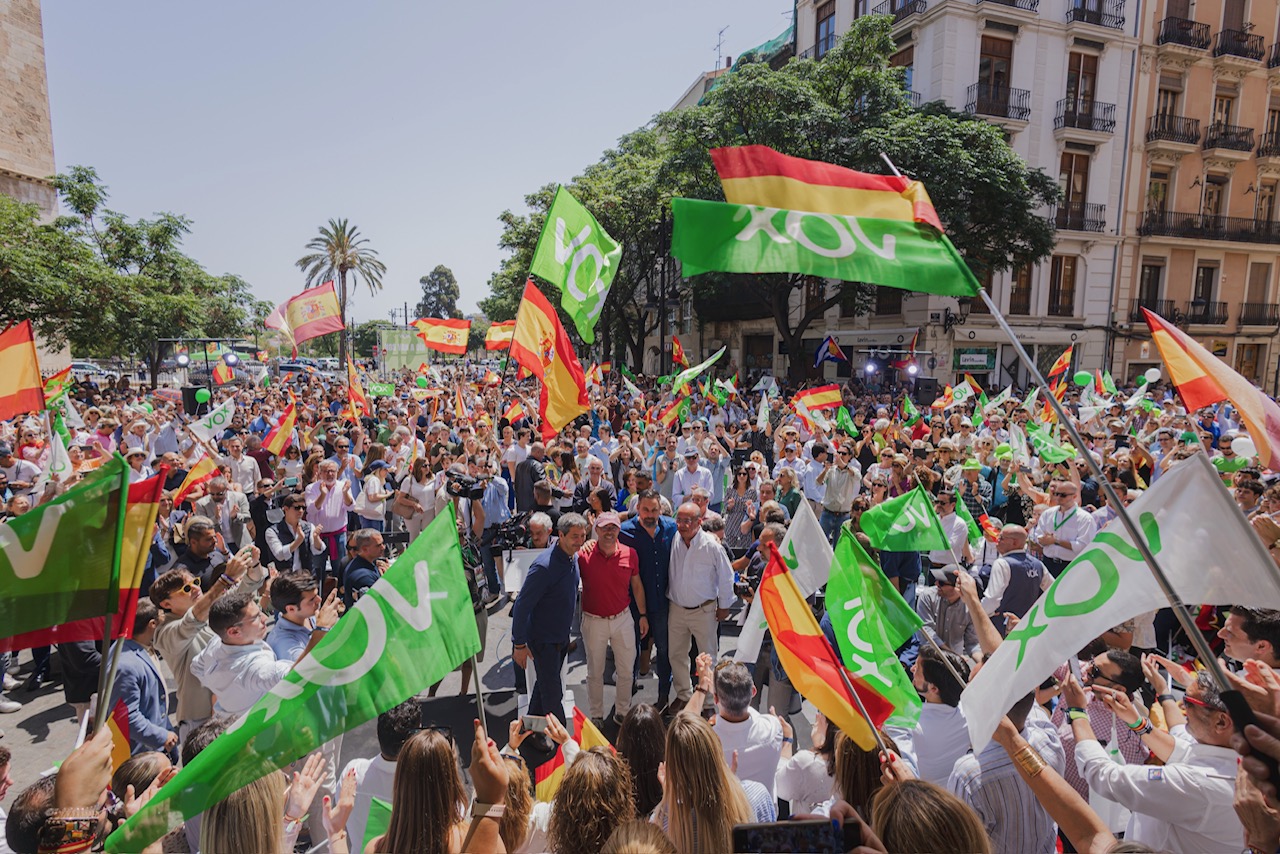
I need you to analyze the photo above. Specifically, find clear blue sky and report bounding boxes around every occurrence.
[42,1,792,321]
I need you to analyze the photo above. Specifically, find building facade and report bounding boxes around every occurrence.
[0,0,57,219]
[1113,0,1280,391]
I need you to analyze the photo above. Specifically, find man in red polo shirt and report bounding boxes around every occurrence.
[578,511,649,726]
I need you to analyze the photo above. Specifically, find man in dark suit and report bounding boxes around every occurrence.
[108,600,177,758]
[341,528,387,610]
[514,442,550,512]
[572,456,617,514]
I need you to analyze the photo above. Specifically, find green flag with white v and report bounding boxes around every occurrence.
[530,185,622,344]
[858,484,949,552]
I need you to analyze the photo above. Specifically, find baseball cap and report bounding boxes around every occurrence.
[0,443,13,456]
[930,564,964,585]
[785,443,798,451]
[367,460,390,470]
[962,459,982,471]
[594,511,621,529]
[683,447,700,458]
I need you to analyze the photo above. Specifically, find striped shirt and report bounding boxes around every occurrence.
[948,717,1066,854]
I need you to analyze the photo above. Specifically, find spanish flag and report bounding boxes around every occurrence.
[212,363,234,385]
[263,280,345,357]
[484,320,516,351]
[533,707,613,802]
[503,401,526,423]
[454,385,469,421]
[658,398,686,429]
[263,396,298,456]
[671,336,689,369]
[0,321,44,421]
[173,454,219,506]
[710,144,943,232]
[347,358,368,419]
[43,366,73,401]
[1144,307,1280,469]
[107,698,132,771]
[414,317,471,355]
[793,383,843,411]
[599,361,612,374]
[1047,344,1073,377]
[758,542,893,750]
[509,280,589,441]
[481,369,501,385]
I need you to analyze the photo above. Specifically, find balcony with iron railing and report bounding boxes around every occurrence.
[1185,300,1229,324]
[909,90,922,108]
[1146,113,1200,145]
[1065,2,1125,29]
[1139,210,1280,244]
[1203,122,1256,152]
[1213,28,1265,60]
[872,0,927,23]
[1240,302,1280,325]
[1271,43,1280,68]
[976,0,1040,10]
[1048,295,1076,317]
[1009,292,1032,315]
[1129,298,1176,321]
[1156,16,1211,49]
[965,83,1031,121]
[1054,201,1107,232]
[1259,131,1280,159]
[1055,98,1116,133]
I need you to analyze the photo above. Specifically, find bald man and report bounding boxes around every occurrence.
[980,525,1051,633]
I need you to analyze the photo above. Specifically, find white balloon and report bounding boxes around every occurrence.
[1232,436,1257,458]
[1144,367,1161,383]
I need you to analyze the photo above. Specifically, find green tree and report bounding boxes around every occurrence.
[467,318,488,355]
[295,218,387,367]
[414,265,461,320]
[352,318,397,357]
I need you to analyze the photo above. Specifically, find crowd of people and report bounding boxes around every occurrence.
[4,358,1280,854]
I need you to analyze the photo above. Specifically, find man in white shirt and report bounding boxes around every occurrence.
[220,436,260,496]
[341,699,420,850]
[1031,480,1097,576]
[589,423,617,476]
[771,443,809,481]
[980,525,1050,627]
[691,654,784,800]
[887,645,972,785]
[800,443,828,515]
[672,448,712,507]
[928,492,972,568]
[667,502,736,710]
[817,443,861,544]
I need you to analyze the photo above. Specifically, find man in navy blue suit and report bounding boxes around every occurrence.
[108,599,178,758]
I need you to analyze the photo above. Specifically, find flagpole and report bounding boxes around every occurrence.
[471,653,488,740]
[834,665,889,758]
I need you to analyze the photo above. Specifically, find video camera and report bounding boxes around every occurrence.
[445,470,487,501]
[493,512,532,551]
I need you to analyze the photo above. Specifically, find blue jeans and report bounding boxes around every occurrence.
[880,550,921,607]
[527,641,567,725]
[634,601,672,700]
[359,517,384,532]
[819,509,849,545]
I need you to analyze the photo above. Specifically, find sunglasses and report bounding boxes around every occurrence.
[177,581,199,595]
[1181,693,1216,711]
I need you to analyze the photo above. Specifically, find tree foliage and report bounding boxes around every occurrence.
[295,217,387,367]
[414,264,462,320]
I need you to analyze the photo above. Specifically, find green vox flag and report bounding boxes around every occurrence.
[0,455,129,644]
[106,505,482,853]
[952,489,982,543]
[1024,421,1077,464]
[826,529,922,726]
[367,381,396,397]
[619,364,637,381]
[902,395,920,426]
[530,185,622,344]
[670,346,727,394]
[858,484,949,552]
[671,197,980,297]
[836,405,857,436]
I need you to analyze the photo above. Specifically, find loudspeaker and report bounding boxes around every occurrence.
[913,376,939,405]
[180,386,206,416]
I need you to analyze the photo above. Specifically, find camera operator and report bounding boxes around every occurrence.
[478,453,510,606]
[429,462,488,698]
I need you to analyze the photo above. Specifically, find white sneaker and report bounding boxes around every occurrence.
[1,675,17,691]
[0,699,20,714]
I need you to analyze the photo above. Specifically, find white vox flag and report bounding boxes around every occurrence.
[188,397,236,446]
[982,385,1013,414]
[960,452,1280,751]
[945,380,975,411]
[34,432,72,498]
[735,498,832,663]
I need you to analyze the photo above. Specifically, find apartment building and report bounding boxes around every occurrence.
[1113,0,1280,390]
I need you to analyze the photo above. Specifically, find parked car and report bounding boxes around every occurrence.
[69,361,119,382]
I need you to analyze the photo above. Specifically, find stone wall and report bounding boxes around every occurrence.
[0,0,56,219]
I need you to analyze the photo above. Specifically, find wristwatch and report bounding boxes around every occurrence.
[472,801,506,818]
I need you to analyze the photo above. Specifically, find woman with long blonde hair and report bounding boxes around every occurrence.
[367,729,469,853]
[547,747,636,853]
[870,779,992,854]
[654,712,760,853]
[200,771,284,854]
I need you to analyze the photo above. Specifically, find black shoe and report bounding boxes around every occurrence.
[654,695,670,715]
[21,674,44,693]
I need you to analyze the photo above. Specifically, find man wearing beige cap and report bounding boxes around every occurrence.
[577,511,648,725]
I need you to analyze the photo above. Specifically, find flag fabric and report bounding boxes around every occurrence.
[454,386,468,421]
[1144,307,1280,470]
[484,320,516,351]
[977,512,1001,543]
[836,405,858,436]
[621,374,643,401]
[0,470,163,653]
[619,364,637,382]
[759,542,894,750]
[1101,369,1119,396]
[599,361,612,374]
[946,380,975,411]
[901,395,920,426]
[982,385,1012,414]
[892,329,922,371]
[960,453,1280,750]
[952,489,982,543]
[107,698,132,772]
[366,381,395,397]
[529,186,622,344]
[658,398,686,429]
[814,336,849,368]
[1047,344,1074,377]
[503,401,526,423]
[533,706,614,802]
[670,346,726,393]
[481,369,501,385]
[975,389,989,414]
[737,500,834,664]
[0,322,45,421]
[105,505,483,853]
[859,485,949,552]
[930,385,953,410]
[262,398,298,457]
[413,318,471,355]
[347,359,369,419]
[757,395,770,430]
[671,337,689,369]
[172,454,219,506]
[43,366,72,402]
[825,529,923,725]
[508,280,590,441]
[1024,422,1076,464]
[793,383,843,412]
[188,398,235,446]
[793,397,830,433]
[963,373,984,396]
[0,457,130,648]
[211,363,234,385]
[263,281,345,356]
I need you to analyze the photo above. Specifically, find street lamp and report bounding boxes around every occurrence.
[942,296,973,332]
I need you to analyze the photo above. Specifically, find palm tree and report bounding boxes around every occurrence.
[295,218,387,367]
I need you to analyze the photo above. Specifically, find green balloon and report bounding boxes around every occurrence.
[416,376,428,388]
[194,388,211,404]
[1135,375,1148,386]
[1073,370,1093,387]
[142,403,153,413]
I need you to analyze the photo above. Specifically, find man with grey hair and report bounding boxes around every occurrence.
[194,477,253,556]
[689,652,784,800]
[572,455,616,513]
[511,512,589,725]
[527,512,554,549]
[667,502,736,712]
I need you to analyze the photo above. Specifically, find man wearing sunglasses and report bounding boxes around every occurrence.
[817,443,861,544]
[1031,480,1097,577]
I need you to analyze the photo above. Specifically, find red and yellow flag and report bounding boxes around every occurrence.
[509,280,589,441]
[484,320,516,351]
[793,383,843,412]
[658,398,685,429]
[599,361,612,374]
[671,336,689,369]
[107,698,131,771]
[263,280,345,357]
[0,321,44,421]
[414,318,471,355]
[963,373,984,396]
[710,144,943,232]
[1047,344,1074,377]
[454,385,469,421]
[347,358,368,419]
[43,365,72,401]
[263,396,298,457]
[503,401,526,423]
[1144,307,1280,469]
[931,385,954,410]
[533,707,613,802]
[758,542,894,750]
[173,454,219,506]
[481,369,501,385]
[212,363,234,385]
